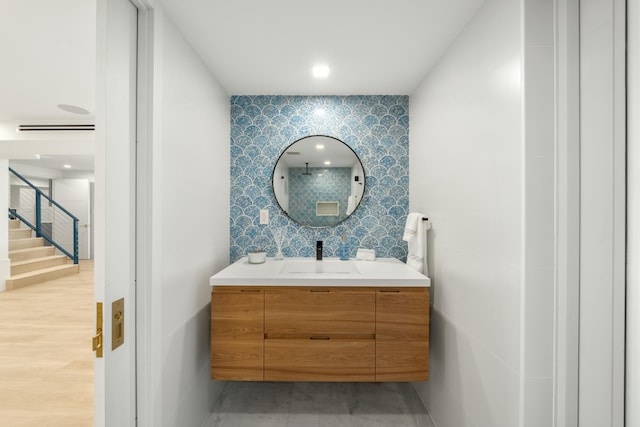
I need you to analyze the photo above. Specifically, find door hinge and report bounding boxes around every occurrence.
[92,302,103,358]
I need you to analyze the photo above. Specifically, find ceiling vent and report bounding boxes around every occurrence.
[18,124,95,132]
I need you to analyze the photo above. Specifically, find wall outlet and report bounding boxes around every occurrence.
[259,209,269,224]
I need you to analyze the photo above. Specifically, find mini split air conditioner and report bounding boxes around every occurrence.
[17,124,95,132]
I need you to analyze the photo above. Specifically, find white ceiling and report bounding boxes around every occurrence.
[11,155,95,173]
[0,0,484,172]
[160,0,484,95]
[279,136,359,168]
[0,0,96,121]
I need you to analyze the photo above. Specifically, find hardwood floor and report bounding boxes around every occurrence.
[0,260,94,426]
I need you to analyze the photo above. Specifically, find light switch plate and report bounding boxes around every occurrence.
[260,209,269,224]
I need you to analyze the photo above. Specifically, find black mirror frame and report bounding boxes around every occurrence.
[271,135,366,228]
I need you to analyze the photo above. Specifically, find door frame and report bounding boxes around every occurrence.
[626,0,639,424]
[553,0,627,425]
[553,1,580,425]
[101,2,165,423]
[95,0,156,424]
[130,0,159,424]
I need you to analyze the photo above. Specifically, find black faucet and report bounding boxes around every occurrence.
[316,241,323,261]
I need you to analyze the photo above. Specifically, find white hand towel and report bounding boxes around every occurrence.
[346,195,357,215]
[403,213,430,274]
[356,248,376,261]
[403,212,422,241]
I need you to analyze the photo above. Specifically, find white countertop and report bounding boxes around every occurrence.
[209,257,430,287]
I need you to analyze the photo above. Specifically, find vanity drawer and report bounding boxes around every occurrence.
[376,341,429,382]
[211,290,264,339]
[265,290,375,335]
[211,340,264,381]
[211,290,264,381]
[376,289,429,340]
[376,288,430,381]
[264,338,375,382]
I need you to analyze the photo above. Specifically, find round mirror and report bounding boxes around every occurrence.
[272,135,365,227]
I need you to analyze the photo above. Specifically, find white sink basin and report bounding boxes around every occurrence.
[279,259,359,275]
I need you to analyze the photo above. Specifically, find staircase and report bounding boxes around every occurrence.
[6,219,79,290]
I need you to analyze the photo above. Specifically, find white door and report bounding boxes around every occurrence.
[94,0,137,425]
[53,179,90,259]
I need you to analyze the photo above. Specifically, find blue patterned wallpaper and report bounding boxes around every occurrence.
[230,95,410,262]
[289,166,351,227]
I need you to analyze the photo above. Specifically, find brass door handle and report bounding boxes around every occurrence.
[92,329,103,352]
[92,302,103,358]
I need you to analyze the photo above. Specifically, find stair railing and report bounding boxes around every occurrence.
[7,167,79,264]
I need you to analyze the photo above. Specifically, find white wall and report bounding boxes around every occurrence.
[521,0,554,425]
[9,163,64,181]
[410,1,522,425]
[409,0,554,425]
[150,9,230,427]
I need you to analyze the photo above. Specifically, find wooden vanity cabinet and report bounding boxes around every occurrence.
[210,289,264,381]
[210,286,430,382]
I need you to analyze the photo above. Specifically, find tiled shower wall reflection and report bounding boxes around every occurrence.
[230,95,409,262]
[288,166,351,227]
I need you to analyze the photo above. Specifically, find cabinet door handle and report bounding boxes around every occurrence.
[240,289,261,292]
[310,289,330,292]
[380,289,400,293]
[310,336,330,340]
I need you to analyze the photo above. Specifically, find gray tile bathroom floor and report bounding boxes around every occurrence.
[203,382,435,427]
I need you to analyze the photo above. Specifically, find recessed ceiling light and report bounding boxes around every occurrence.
[316,144,325,150]
[63,164,72,169]
[57,104,90,115]
[312,65,330,79]
[324,161,331,165]
[34,154,40,159]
